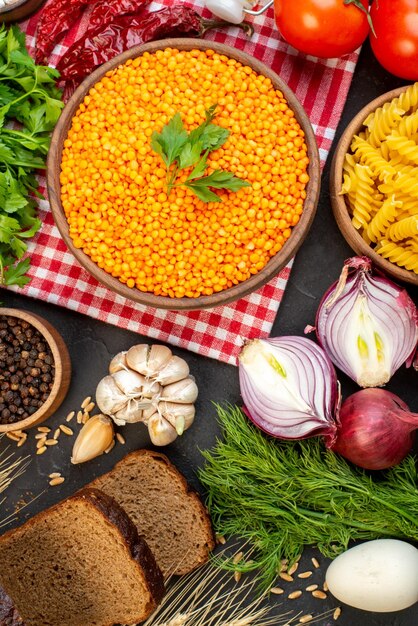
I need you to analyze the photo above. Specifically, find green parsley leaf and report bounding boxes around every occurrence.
[199,124,230,152]
[9,49,34,70]
[1,256,30,287]
[45,95,64,125]
[0,215,21,244]
[185,170,250,202]
[194,170,251,192]
[184,184,222,203]
[4,191,27,213]
[186,152,209,181]
[178,141,203,170]
[151,112,188,168]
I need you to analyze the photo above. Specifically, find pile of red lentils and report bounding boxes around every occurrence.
[60,48,310,298]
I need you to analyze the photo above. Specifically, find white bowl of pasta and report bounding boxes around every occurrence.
[330,84,418,286]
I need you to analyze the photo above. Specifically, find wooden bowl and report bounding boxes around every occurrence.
[0,0,46,23]
[330,86,418,286]
[0,309,71,433]
[48,39,320,310]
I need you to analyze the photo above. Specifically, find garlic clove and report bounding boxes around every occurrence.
[147,344,173,377]
[109,351,128,374]
[96,375,129,415]
[161,377,198,404]
[147,413,178,446]
[112,369,145,396]
[126,344,150,375]
[142,402,159,423]
[159,401,195,434]
[113,397,151,424]
[156,355,190,386]
[71,414,114,464]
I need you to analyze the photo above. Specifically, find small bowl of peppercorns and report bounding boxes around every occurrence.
[0,308,71,433]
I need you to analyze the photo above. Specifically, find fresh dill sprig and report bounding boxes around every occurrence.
[199,404,418,590]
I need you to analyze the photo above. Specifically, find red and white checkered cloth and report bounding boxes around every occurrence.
[9,0,360,365]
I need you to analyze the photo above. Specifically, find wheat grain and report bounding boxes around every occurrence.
[6,432,20,442]
[81,396,92,410]
[269,587,284,595]
[312,591,327,600]
[49,476,65,486]
[288,591,302,600]
[60,425,74,436]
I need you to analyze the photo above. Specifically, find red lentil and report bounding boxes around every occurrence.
[61,48,310,298]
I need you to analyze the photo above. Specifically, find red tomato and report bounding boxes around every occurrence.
[274,0,370,59]
[370,0,418,80]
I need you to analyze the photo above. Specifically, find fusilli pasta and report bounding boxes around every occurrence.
[340,82,418,275]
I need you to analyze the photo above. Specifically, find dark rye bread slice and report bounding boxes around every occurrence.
[0,488,164,626]
[0,587,24,626]
[90,450,215,577]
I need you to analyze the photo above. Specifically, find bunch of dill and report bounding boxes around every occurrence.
[199,404,418,589]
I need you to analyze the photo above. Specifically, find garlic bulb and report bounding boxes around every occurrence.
[95,343,198,445]
[71,414,114,464]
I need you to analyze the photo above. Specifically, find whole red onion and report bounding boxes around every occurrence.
[329,388,418,470]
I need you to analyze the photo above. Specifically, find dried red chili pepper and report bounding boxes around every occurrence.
[89,0,151,27]
[57,4,253,88]
[35,0,99,65]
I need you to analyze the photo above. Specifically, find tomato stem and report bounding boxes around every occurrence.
[344,0,376,37]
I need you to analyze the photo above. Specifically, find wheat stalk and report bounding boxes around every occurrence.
[0,439,30,528]
[143,549,295,626]
[0,443,29,495]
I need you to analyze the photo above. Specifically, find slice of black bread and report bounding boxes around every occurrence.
[0,587,24,626]
[90,449,215,577]
[0,488,164,626]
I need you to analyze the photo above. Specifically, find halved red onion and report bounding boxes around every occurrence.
[238,336,339,441]
[315,257,418,388]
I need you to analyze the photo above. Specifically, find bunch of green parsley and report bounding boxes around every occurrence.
[0,24,63,287]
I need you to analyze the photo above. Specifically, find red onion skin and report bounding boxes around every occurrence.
[329,388,418,470]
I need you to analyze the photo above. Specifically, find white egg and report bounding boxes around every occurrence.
[325,539,418,612]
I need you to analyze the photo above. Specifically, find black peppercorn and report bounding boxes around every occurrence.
[0,315,55,425]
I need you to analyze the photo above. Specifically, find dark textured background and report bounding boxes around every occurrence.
[1,38,417,626]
